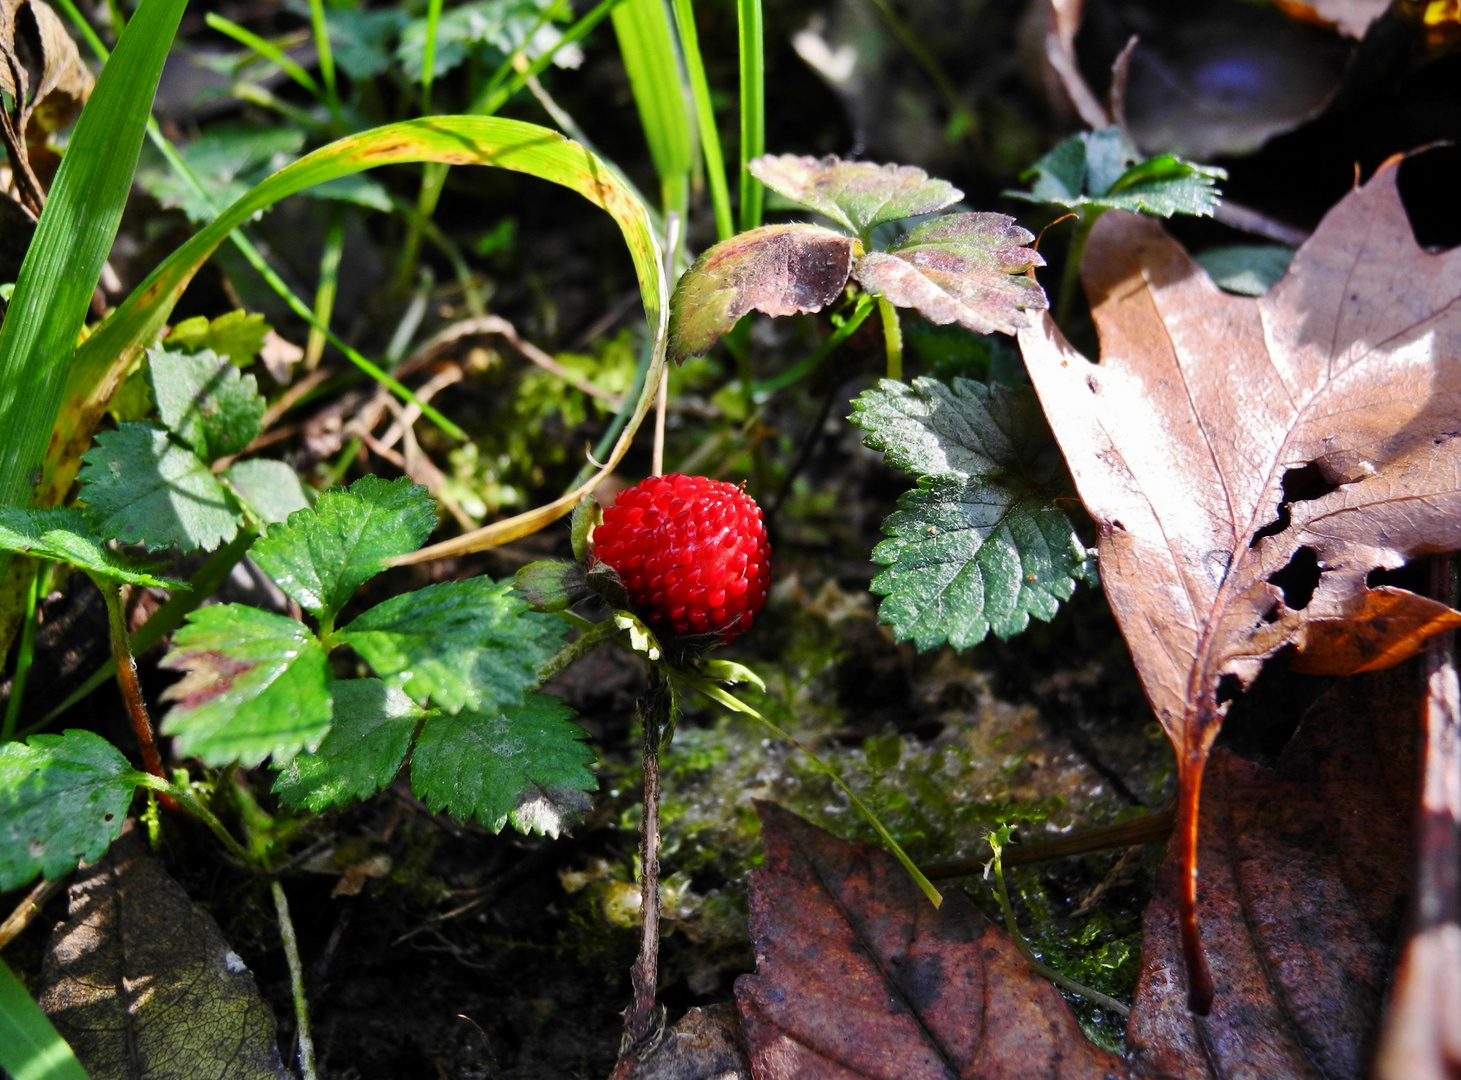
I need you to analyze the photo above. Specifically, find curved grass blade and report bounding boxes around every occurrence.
[612,0,693,219]
[0,0,185,513]
[0,958,91,1080]
[47,118,667,560]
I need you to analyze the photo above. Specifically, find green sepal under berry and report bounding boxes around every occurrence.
[0,730,147,890]
[160,604,333,768]
[272,679,423,812]
[851,376,1089,651]
[337,576,566,714]
[570,495,601,563]
[250,476,436,624]
[147,347,266,462]
[513,560,589,613]
[411,694,595,837]
[1009,127,1224,218]
[0,506,185,589]
[78,422,241,552]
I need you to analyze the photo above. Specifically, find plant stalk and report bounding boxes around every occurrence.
[877,296,902,381]
[2,562,40,741]
[100,580,168,800]
[920,803,1176,879]
[273,881,319,1080]
[1054,209,1100,332]
[624,703,664,1049]
[989,834,1130,1017]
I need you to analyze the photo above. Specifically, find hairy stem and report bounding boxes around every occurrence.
[273,881,319,1080]
[877,297,902,381]
[100,581,167,793]
[624,700,664,1048]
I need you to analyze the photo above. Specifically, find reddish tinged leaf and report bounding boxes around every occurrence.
[1016,157,1461,1010]
[1290,585,1461,675]
[747,155,962,237]
[734,801,1123,1080]
[668,224,856,363]
[1128,667,1416,1080]
[853,214,1048,336]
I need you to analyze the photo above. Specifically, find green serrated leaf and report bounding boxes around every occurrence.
[159,604,332,767]
[79,422,241,552]
[138,124,307,224]
[852,213,1048,336]
[147,347,265,461]
[310,3,409,80]
[411,694,595,836]
[224,458,312,525]
[0,730,144,890]
[747,154,962,237]
[272,679,422,811]
[338,577,566,713]
[0,506,184,588]
[397,0,579,81]
[667,224,856,363]
[513,561,576,612]
[852,376,1087,651]
[1011,128,1225,218]
[871,477,1088,649]
[166,310,271,366]
[250,475,436,623]
[850,376,1052,480]
[1195,244,1294,297]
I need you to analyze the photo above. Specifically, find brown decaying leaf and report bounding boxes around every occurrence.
[619,1004,751,1080]
[1290,584,1461,675]
[1270,0,1387,39]
[852,213,1048,337]
[1374,561,1461,1080]
[1017,155,1461,1010]
[1127,666,1416,1080]
[667,224,856,363]
[734,801,1123,1080]
[746,155,962,238]
[38,825,286,1080]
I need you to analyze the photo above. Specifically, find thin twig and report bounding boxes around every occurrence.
[1213,201,1311,248]
[0,875,67,951]
[921,803,1175,879]
[273,881,319,1080]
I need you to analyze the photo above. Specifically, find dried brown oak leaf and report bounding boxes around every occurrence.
[1128,666,1416,1080]
[734,801,1124,1080]
[1016,155,1461,1012]
[38,825,286,1080]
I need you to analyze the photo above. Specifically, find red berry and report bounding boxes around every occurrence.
[591,473,771,643]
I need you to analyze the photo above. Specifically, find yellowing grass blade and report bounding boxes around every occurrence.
[45,118,668,561]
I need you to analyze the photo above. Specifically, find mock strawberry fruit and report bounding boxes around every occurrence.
[591,473,771,643]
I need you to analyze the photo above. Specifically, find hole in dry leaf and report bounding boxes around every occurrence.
[1268,546,1321,610]
[1249,463,1340,546]
[1215,647,1330,765]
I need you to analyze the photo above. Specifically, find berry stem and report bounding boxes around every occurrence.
[624,686,667,1050]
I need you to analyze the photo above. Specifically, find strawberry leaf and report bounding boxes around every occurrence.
[410,694,595,837]
[166,310,271,366]
[747,154,962,237]
[271,679,423,812]
[0,506,184,588]
[0,730,144,891]
[147,347,265,462]
[1011,128,1225,218]
[852,214,1048,336]
[223,458,312,525]
[336,576,566,713]
[159,604,332,767]
[851,376,1089,650]
[250,475,436,624]
[78,422,241,552]
[667,224,856,363]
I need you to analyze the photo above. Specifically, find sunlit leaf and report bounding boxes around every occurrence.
[166,310,270,366]
[1011,128,1225,218]
[147,348,265,462]
[748,154,961,236]
[223,459,312,525]
[0,506,184,588]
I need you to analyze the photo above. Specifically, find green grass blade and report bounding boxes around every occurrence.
[671,0,733,241]
[0,0,185,515]
[307,0,342,126]
[48,119,667,556]
[612,0,693,219]
[0,958,92,1080]
[203,12,323,100]
[421,0,444,111]
[737,0,764,231]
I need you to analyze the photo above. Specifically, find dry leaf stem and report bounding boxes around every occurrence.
[623,705,664,1053]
